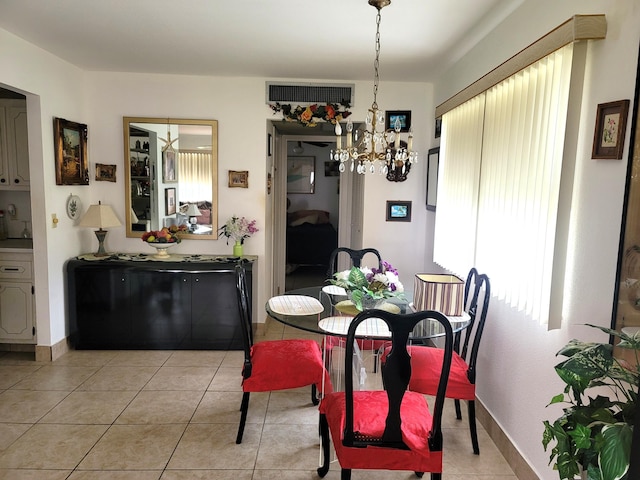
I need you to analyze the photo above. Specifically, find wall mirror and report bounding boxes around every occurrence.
[123,117,218,239]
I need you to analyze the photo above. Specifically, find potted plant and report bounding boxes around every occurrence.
[542,324,639,480]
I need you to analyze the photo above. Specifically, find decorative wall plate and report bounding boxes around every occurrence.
[67,194,82,220]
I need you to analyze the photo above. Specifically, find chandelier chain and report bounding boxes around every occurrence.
[372,9,382,110]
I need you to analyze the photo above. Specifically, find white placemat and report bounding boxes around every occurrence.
[322,285,347,296]
[318,316,391,338]
[268,295,324,316]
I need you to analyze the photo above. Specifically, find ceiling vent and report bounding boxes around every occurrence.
[266,82,354,105]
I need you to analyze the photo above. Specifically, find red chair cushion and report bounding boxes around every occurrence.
[320,391,442,472]
[242,339,332,393]
[406,346,475,400]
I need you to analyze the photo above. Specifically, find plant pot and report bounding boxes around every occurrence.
[233,241,243,257]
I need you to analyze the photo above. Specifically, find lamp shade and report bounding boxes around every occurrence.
[185,203,202,217]
[79,202,121,229]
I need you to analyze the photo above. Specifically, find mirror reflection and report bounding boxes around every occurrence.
[123,117,218,239]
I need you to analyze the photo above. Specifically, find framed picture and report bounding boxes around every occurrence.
[267,133,273,157]
[386,200,412,222]
[165,187,176,216]
[95,163,116,182]
[435,117,442,139]
[163,149,177,182]
[324,161,340,177]
[287,156,315,194]
[426,147,439,211]
[229,170,249,188]
[54,117,89,186]
[592,100,630,159]
[385,110,411,132]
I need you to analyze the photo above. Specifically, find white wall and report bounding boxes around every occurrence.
[433,1,640,478]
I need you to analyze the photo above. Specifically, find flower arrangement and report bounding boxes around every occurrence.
[141,225,186,244]
[218,215,259,245]
[331,261,404,311]
[269,102,352,127]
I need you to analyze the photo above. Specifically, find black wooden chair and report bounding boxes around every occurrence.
[234,262,331,443]
[383,268,491,454]
[317,308,454,480]
[326,247,383,277]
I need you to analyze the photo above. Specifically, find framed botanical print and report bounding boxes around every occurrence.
[287,156,315,194]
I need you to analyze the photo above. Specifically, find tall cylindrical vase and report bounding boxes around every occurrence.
[233,241,243,257]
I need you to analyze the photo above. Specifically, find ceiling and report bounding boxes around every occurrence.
[0,0,522,82]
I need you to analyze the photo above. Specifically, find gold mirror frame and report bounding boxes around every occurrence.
[123,117,218,239]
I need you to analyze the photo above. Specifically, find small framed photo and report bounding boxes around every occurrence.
[385,110,411,132]
[386,200,412,222]
[287,156,315,194]
[95,163,116,182]
[592,100,630,159]
[165,187,176,215]
[54,117,89,186]
[435,117,442,139]
[324,161,340,177]
[228,170,249,188]
[163,150,178,182]
[426,148,439,211]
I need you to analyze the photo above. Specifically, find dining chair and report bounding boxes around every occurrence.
[326,247,383,277]
[317,308,454,480]
[384,268,490,454]
[234,262,331,444]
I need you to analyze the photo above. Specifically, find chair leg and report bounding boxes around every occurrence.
[341,469,351,480]
[430,473,441,480]
[454,399,462,420]
[311,384,319,406]
[415,472,424,478]
[468,399,480,454]
[317,413,331,478]
[235,392,250,444]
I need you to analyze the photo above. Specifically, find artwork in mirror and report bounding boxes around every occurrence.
[123,117,218,239]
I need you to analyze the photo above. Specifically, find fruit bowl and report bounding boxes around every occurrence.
[146,241,177,258]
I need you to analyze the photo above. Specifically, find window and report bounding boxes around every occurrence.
[434,44,575,327]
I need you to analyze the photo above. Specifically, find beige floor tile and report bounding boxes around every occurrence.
[167,423,260,469]
[251,471,330,480]
[68,471,162,479]
[0,424,107,469]
[11,365,99,391]
[144,366,215,391]
[161,471,253,480]
[0,365,41,389]
[220,350,244,368]
[77,366,158,391]
[442,427,512,475]
[116,390,203,424]
[78,424,186,470]
[191,390,267,424]
[164,350,225,367]
[0,424,31,451]
[254,423,320,470]
[0,352,46,366]
[0,390,69,423]
[39,390,137,424]
[0,470,72,480]
[107,351,172,367]
[207,367,242,391]
[52,350,120,366]
[265,391,320,425]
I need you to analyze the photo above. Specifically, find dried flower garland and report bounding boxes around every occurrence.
[269,102,352,127]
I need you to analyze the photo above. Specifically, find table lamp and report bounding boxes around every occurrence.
[185,203,201,232]
[79,201,121,256]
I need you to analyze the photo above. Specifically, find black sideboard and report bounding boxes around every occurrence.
[66,254,254,350]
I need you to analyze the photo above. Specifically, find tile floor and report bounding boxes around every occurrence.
[0,321,518,479]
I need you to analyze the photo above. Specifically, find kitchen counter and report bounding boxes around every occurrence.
[0,238,33,252]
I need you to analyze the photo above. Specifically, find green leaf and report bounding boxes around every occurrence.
[599,423,631,480]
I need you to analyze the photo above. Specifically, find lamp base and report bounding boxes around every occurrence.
[93,229,108,257]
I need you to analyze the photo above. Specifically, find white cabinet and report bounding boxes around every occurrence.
[0,99,30,190]
[0,252,35,343]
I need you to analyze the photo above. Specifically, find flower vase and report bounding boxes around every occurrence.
[233,241,243,257]
[361,295,384,310]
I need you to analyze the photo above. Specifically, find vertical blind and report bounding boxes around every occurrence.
[177,152,212,203]
[434,44,574,326]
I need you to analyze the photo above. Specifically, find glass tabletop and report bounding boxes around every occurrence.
[266,285,471,340]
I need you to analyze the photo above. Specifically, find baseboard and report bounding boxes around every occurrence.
[476,399,539,480]
[35,336,71,362]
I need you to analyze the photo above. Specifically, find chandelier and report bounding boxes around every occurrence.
[331,0,417,182]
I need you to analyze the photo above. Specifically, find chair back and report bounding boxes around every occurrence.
[342,309,454,451]
[235,262,254,379]
[327,247,383,277]
[457,269,491,384]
